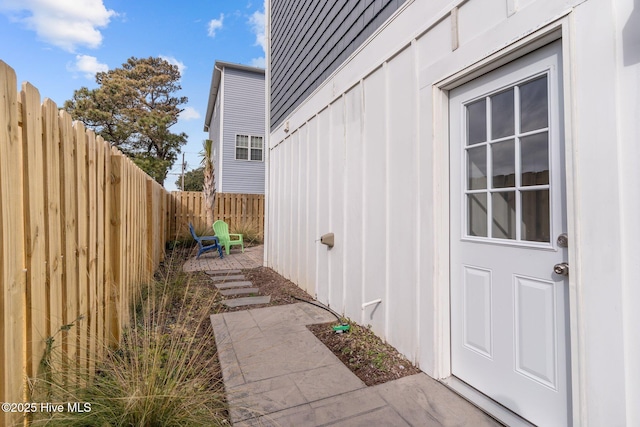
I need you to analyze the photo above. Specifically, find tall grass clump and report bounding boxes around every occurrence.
[30,246,228,426]
[231,221,263,245]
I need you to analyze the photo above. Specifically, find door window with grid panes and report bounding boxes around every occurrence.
[465,74,551,243]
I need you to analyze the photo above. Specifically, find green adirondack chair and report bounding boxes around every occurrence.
[213,220,244,255]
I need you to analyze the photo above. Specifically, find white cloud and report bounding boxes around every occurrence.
[69,54,108,79]
[207,14,224,37]
[250,57,265,68]
[159,55,186,76]
[180,107,201,121]
[248,10,265,53]
[0,0,116,52]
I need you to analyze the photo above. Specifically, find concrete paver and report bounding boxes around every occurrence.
[223,296,271,308]
[215,281,254,290]
[207,269,243,275]
[220,287,260,296]
[211,303,502,426]
[210,274,246,283]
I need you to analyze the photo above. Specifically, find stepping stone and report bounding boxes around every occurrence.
[215,281,254,290]
[222,296,271,308]
[210,274,245,283]
[206,269,242,276]
[219,287,260,296]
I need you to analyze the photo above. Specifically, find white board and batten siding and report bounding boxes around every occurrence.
[266,0,640,425]
[269,46,419,359]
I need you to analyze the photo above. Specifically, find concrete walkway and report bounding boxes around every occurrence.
[183,244,264,272]
[210,303,502,426]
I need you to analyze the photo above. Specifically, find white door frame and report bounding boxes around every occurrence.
[431,16,585,425]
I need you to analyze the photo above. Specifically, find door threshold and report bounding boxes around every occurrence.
[441,377,536,427]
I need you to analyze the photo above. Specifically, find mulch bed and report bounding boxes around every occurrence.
[307,322,421,386]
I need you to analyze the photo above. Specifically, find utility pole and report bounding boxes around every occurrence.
[181,152,185,191]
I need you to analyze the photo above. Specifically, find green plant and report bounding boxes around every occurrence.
[230,221,262,245]
[30,248,228,426]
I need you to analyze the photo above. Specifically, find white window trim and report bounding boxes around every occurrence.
[235,133,264,162]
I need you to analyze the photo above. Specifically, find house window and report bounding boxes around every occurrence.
[250,136,263,161]
[235,134,263,161]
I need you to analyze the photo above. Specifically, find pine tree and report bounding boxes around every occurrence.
[65,57,188,185]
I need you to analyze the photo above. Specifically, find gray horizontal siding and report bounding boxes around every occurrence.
[222,67,266,194]
[270,0,407,129]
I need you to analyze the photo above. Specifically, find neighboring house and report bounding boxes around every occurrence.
[265,1,639,426]
[204,61,265,194]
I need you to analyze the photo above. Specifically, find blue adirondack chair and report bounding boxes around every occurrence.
[189,223,224,259]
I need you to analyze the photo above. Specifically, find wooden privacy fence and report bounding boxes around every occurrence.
[168,191,264,239]
[0,61,168,425]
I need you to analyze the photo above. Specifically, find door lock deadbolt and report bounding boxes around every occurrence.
[553,262,569,276]
[557,233,568,248]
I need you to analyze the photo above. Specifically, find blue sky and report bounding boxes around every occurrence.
[0,0,266,191]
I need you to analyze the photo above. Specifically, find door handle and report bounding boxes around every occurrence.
[553,262,569,276]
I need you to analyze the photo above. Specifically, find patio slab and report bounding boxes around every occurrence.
[211,303,503,426]
[184,244,263,272]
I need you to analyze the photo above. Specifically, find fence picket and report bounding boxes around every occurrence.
[60,110,80,379]
[87,130,98,375]
[108,151,122,345]
[95,137,106,362]
[0,60,27,426]
[20,82,48,383]
[42,98,64,378]
[74,121,89,383]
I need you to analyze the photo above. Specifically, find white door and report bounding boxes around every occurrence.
[450,41,571,426]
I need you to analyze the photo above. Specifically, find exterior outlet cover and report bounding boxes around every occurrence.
[320,233,334,248]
